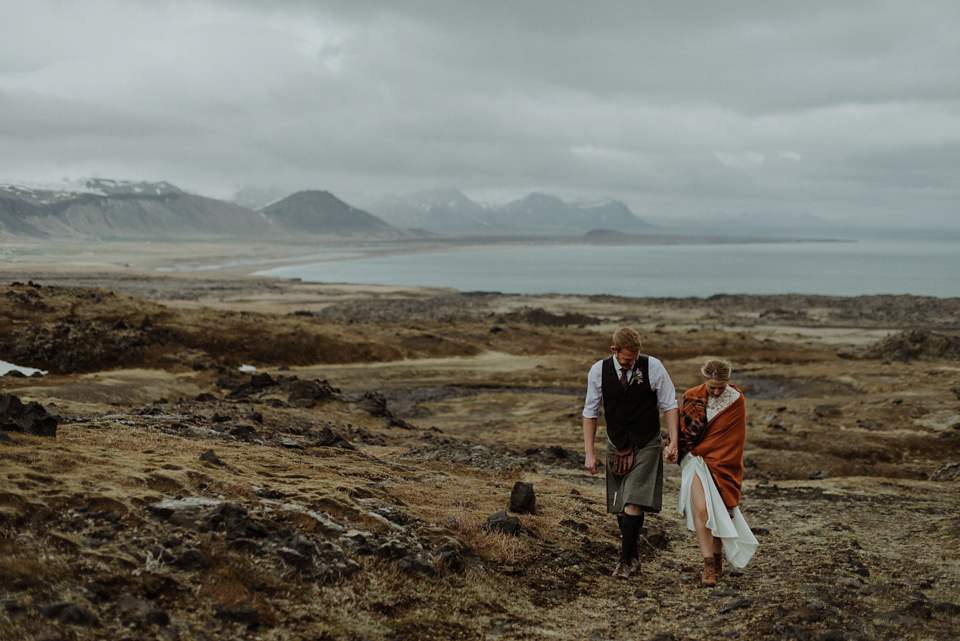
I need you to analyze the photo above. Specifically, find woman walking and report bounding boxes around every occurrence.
[676,359,758,586]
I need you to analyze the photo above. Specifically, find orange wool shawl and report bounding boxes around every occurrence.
[679,383,746,508]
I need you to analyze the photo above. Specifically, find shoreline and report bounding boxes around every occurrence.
[2,234,958,301]
[0,232,846,274]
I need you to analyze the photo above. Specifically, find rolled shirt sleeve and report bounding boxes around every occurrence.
[648,357,679,411]
[582,359,604,419]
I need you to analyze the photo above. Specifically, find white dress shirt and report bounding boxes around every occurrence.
[582,355,678,419]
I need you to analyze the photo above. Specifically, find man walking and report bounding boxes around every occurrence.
[583,327,679,578]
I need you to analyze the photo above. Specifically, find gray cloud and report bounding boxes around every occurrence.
[1,0,959,227]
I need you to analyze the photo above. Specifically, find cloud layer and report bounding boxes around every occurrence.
[2,0,959,226]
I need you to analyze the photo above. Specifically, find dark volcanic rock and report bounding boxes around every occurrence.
[354,391,415,428]
[0,394,23,420]
[212,503,269,540]
[508,481,536,514]
[560,519,589,533]
[437,542,466,573]
[268,527,360,581]
[358,391,393,417]
[229,424,262,442]
[0,394,58,437]
[930,462,960,482]
[374,537,436,575]
[199,449,227,467]
[174,547,211,570]
[484,510,520,536]
[285,378,336,408]
[314,426,355,449]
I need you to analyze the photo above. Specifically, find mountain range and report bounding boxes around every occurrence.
[0,179,652,239]
[369,189,652,234]
[0,180,276,239]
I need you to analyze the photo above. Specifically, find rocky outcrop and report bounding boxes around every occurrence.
[0,394,58,437]
[861,330,960,361]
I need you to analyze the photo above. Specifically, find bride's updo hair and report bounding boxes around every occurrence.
[701,359,733,381]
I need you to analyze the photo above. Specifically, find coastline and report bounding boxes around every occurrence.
[0,232,846,277]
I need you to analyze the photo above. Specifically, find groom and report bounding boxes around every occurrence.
[582,327,679,579]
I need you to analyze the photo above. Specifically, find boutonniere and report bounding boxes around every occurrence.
[630,372,643,385]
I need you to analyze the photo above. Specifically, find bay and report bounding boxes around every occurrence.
[255,236,960,298]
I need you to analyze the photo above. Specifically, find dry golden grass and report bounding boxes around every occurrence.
[2,276,960,640]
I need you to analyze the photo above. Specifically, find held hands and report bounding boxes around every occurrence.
[663,439,679,463]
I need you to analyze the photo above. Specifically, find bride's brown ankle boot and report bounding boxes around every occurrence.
[713,552,723,578]
[701,557,717,586]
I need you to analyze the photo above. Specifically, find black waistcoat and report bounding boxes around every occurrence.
[601,355,661,450]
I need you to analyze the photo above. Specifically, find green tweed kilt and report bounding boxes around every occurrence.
[605,432,663,514]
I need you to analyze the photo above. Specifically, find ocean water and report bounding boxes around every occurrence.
[255,235,960,298]
[0,359,47,376]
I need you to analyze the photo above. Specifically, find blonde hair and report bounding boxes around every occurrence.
[612,327,642,352]
[701,358,733,381]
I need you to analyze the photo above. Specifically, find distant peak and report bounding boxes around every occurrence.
[84,178,183,196]
[519,192,565,204]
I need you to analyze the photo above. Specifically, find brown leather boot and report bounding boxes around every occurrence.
[701,557,717,586]
[713,552,723,578]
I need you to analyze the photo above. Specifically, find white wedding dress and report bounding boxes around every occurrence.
[676,387,758,568]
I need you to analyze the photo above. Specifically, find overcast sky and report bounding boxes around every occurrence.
[2,0,959,227]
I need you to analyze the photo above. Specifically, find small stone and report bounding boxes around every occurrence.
[199,449,226,466]
[508,482,536,514]
[484,510,520,536]
[174,547,210,570]
[560,519,589,533]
